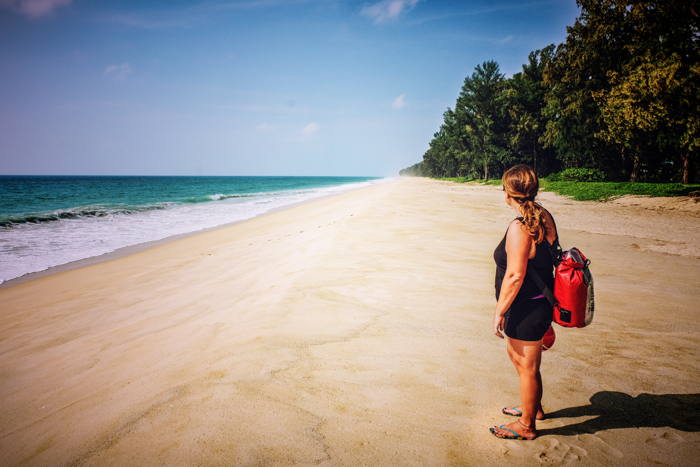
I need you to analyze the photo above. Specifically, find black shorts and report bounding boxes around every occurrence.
[504,297,553,342]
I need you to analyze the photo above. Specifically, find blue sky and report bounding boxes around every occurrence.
[0,0,580,176]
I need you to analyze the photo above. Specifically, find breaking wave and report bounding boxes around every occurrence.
[0,204,171,228]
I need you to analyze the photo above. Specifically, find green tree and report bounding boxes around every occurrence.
[455,61,509,181]
[543,0,628,178]
[441,108,472,177]
[401,0,700,183]
[399,161,424,176]
[506,45,557,176]
[592,1,700,184]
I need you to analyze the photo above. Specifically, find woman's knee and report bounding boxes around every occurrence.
[515,361,540,378]
[509,346,542,375]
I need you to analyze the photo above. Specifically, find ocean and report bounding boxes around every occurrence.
[0,175,390,284]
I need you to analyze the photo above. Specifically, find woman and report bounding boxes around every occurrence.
[490,164,558,441]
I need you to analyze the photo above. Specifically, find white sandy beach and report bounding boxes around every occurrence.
[1,178,699,466]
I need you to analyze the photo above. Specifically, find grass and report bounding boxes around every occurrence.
[435,177,502,186]
[540,181,700,201]
[435,177,700,202]
[435,177,475,183]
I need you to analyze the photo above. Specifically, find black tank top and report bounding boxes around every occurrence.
[494,217,555,304]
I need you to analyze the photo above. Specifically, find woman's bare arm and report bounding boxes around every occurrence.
[493,221,533,338]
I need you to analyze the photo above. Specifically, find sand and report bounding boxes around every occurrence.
[1,178,699,466]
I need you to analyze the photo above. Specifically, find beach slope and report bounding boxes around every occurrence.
[1,178,699,466]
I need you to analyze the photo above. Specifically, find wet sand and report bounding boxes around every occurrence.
[1,178,699,466]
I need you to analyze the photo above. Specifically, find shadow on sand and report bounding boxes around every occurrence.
[539,392,700,436]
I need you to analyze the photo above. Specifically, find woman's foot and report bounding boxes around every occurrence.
[502,406,546,420]
[490,419,537,440]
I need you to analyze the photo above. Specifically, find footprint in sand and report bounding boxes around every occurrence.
[535,439,587,464]
[578,433,623,458]
[645,431,684,445]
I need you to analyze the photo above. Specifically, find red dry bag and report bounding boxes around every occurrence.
[529,247,594,329]
[552,248,594,327]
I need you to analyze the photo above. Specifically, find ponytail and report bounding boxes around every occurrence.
[502,165,548,244]
[520,199,547,244]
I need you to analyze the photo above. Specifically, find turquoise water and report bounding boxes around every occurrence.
[0,176,381,225]
[0,175,388,283]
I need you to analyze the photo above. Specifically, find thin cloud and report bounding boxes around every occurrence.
[103,63,132,81]
[302,122,319,136]
[392,94,406,109]
[405,0,568,26]
[215,0,316,10]
[0,0,72,18]
[99,0,318,29]
[103,13,191,29]
[361,0,421,24]
[499,34,514,43]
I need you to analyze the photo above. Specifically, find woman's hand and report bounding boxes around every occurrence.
[493,310,505,339]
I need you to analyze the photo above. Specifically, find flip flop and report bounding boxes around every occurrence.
[489,424,536,441]
[502,406,522,417]
[502,406,546,420]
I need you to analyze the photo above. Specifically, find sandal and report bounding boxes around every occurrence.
[502,406,546,420]
[489,420,537,441]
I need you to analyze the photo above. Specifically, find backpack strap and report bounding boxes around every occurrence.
[528,268,558,307]
[549,237,563,267]
[543,209,563,267]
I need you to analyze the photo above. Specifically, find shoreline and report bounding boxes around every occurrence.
[1,178,699,466]
[0,183,390,290]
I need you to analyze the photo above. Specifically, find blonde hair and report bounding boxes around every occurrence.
[502,164,547,244]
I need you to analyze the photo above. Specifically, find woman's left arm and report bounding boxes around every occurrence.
[493,221,533,338]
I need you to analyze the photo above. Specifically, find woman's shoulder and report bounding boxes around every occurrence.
[540,207,558,242]
[507,217,533,239]
[543,208,556,227]
[509,217,525,228]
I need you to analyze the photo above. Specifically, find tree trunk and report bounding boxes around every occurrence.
[630,154,640,182]
[484,162,489,182]
[682,151,690,185]
[533,140,538,176]
[620,146,626,180]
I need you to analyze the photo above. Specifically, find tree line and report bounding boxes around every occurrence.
[400,0,699,184]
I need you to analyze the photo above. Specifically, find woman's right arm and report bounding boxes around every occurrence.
[493,221,533,338]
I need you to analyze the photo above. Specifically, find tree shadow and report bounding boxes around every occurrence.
[539,392,700,436]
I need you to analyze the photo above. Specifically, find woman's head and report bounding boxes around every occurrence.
[502,165,547,243]
[502,164,539,202]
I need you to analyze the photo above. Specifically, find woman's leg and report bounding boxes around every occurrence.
[492,337,543,438]
[502,347,546,419]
